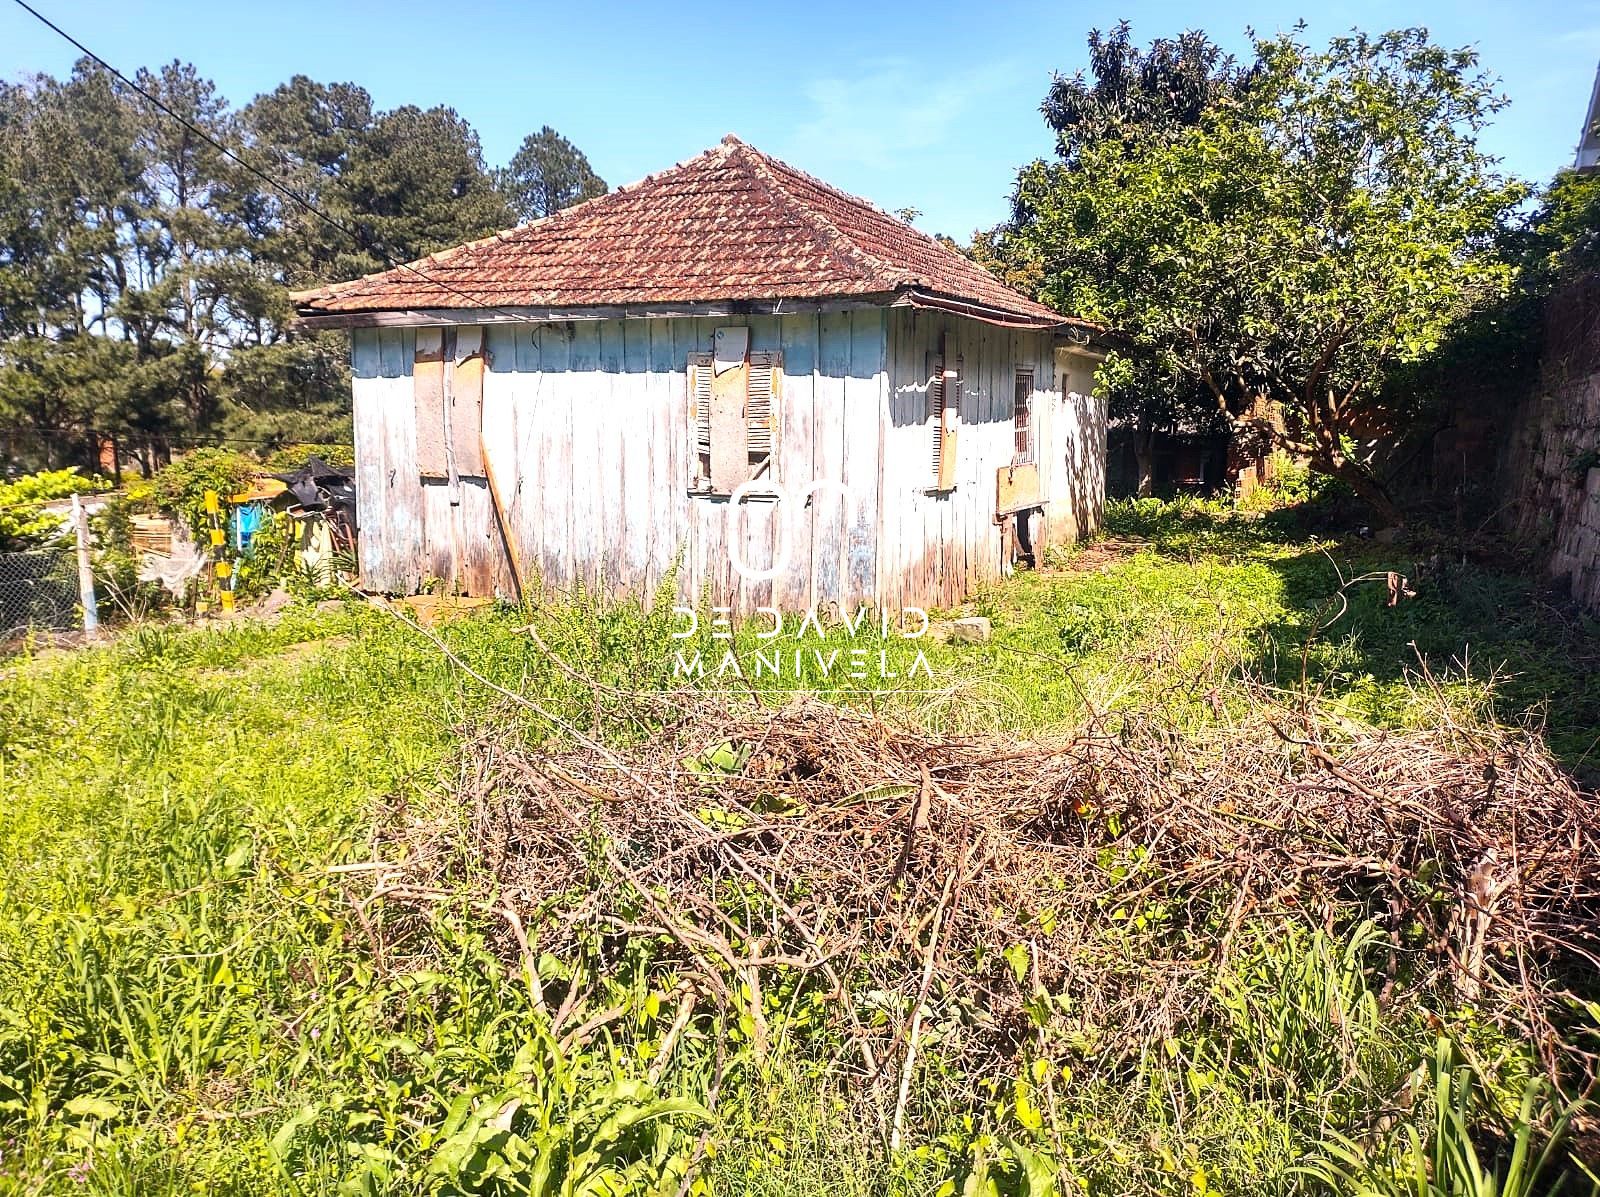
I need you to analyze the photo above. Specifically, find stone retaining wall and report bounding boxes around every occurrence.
[1502,276,1600,613]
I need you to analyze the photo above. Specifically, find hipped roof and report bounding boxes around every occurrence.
[291,135,1086,331]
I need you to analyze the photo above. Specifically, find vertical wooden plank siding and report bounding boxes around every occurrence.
[538,326,573,590]
[811,310,851,615]
[1034,340,1055,542]
[777,314,818,613]
[881,307,925,612]
[378,327,422,595]
[450,326,487,478]
[669,320,704,602]
[696,316,734,609]
[350,329,387,591]
[564,321,599,595]
[596,319,627,598]
[621,320,654,597]
[518,327,547,595]
[346,312,1099,613]
[877,311,903,615]
[413,328,448,478]
[865,312,1101,611]
[842,308,884,609]
[647,321,682,595]
[948,318,971,607]
[1049,347,1108,545]
[419,482,453,586]
[482,324,524,592]
[735,314,783,614]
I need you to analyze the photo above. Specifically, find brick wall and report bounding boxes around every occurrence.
[1502,276,1600,613]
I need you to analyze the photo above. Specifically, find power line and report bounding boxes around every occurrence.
[9,0,537,327]
[0,426,326,447]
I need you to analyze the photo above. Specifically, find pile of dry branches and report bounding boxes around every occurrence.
[357,690,1600,1125]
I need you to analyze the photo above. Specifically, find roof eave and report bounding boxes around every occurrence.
[892,287,1089,332]
[290,292,910,331]
[290,289,1100,337]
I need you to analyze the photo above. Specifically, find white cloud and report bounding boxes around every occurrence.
[785,56,1020,172]
[1557,26,1600,50]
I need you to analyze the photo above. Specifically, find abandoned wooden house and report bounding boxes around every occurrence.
[293,135,1110,613]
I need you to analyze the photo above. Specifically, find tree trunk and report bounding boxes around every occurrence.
[1237,391,1405,527]
[1320,453,1405,528]
[1133,422,1156,498]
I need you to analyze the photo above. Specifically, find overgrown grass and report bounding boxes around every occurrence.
[1,500,1596,1194]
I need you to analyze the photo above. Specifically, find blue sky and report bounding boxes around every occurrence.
[4,0,1599,238]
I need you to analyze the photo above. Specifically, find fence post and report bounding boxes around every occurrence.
[71,492,98,638]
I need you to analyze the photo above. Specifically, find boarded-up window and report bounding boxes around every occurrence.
[414,326,486,480]
[1013,367,1034,463]
[927,344,960,490]
[688,346,781,493]
[450,327,486,477]
[415,329,448,478]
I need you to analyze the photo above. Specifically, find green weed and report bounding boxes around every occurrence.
[2,500,1597,1193]
[1299,1038,1593,1197]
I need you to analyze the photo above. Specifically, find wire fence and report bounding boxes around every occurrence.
[0,549,80,637]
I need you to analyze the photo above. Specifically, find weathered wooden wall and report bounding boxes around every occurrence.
[351,327,515,597]
[879,311,1104,611]
[350,309,1105,612]
[477,311,889,614]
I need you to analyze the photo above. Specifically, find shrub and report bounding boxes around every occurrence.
[145,449,259,538]
[0,468,105,551]
[260,442,355,472]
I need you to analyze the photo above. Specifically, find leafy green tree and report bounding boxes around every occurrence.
[0,336,133,471]
[1094,356,1231,496]
[217,335,351,446]
[1039,22,1254,167]
[144,446,258,536]
[0,467,102,550]
[500,125,607,222]
[1,60,523,466]
[340,104,512,264]
[1521,169,1600,282]
[0,67,160,469]
[1379,168,1600,501]
[236,76,377,290]
[986,25,1250,495]
[121,61,257,431]
[1002,28,1525,523]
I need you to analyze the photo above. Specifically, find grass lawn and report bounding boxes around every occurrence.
[1,500,1596,1195]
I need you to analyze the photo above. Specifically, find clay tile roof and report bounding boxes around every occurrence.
[291,136,1082,330]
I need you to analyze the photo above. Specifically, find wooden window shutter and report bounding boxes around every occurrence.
[746,351,780,475]
[928,344,960,490]
[688,352,713,488]
[709,361,746,493]
[942,354,961,490]
[1013,367,1034,464]
[689,346,780,492]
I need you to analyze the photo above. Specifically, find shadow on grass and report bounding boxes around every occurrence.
[1104,498,1600,775]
